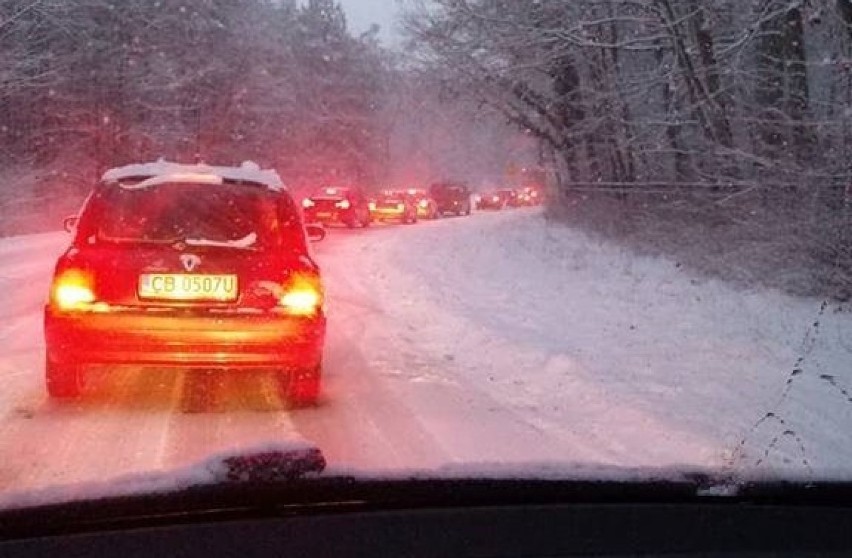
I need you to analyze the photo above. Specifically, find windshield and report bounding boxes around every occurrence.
[311,187,350,199]
[1,0,852,516]
[89,183,279,249]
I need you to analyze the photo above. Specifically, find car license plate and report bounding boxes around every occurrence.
[316,212,333,219]
[138,274,238,301]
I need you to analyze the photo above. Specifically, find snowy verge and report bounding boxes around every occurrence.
[326,209,852,477]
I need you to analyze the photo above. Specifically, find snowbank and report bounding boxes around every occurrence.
[326,209,852,477]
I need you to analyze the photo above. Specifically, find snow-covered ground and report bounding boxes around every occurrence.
[0,208,851,507]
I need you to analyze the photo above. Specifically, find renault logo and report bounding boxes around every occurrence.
[180,254,202,272]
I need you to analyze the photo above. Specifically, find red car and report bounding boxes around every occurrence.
[302,186,372,228]
[44,161,327,406]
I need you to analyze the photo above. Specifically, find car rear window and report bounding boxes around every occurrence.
[86,182,291,249]
[312,187,350,199]
[431,184,466,196]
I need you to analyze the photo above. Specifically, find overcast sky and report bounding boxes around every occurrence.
[337,0,403,44]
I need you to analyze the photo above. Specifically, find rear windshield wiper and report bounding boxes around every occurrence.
[95,236,183,246]
[185,232,258,250]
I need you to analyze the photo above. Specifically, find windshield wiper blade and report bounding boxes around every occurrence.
[215,447,326,483]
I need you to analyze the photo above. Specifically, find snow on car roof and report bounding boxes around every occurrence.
[101,160,285,191]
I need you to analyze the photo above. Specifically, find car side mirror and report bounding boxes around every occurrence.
[63,215,79,233]
[305,223,326,243]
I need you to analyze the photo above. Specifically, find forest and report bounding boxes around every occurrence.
[1,0,849,297]
[405,0,852,298]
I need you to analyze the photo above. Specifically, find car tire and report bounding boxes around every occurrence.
[46,356,82,399]
[285,365,321,408]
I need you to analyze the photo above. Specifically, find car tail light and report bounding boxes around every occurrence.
[396,203,404,211]
[302,198,315,208]
[279,273,323,316]
[368,201,376,211]
[51,269,96,310]
[492,196,500,202]
[418,199,429,208]
[335,200,351,210]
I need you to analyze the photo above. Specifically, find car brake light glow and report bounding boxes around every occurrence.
[52,269,96,310]
[302,198,315,208]
[335,199,351,210]
[397,203,405,211]
[279,274,323,316]
[492,196,500,202]
[418,199,429,208]
[368,202,376,211]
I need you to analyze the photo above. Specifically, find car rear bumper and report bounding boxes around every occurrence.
[372,208,405,219]
[437,201,468,213]
[44,308,325,369]
[304,209,351,225]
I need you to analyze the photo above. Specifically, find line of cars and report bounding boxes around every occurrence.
[300,181,541,229]
[301,182,472,228]
[474,186,543,210]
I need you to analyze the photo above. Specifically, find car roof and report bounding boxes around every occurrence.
[101,160,285,191]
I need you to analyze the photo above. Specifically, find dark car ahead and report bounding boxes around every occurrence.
[371,190,418,224]
[44,161,326,406]
[429,182,472,216]
[302,186,371,228]
[476,189,516,210]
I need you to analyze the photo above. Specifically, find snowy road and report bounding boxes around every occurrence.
[1,208,851,502]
